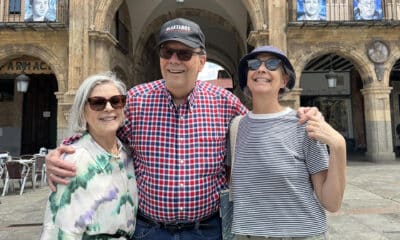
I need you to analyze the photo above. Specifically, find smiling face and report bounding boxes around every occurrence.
[85,83,124,141]
[246,53,289,98]
[32,0,49,19]
[159,41,206,100]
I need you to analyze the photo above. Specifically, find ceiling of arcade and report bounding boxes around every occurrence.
[92,0,400,87]
[93,0,264,84]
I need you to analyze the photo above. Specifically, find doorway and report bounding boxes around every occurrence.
[21,74,57,154]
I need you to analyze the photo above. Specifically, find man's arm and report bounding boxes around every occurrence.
[45,146,76,191]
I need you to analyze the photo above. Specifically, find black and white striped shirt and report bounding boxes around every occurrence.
[229,108,329,237]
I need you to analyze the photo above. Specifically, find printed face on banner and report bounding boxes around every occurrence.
[297,0,326,21]
[24,0,57,22]
[354,0,383,20]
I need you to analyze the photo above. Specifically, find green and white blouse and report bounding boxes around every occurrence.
[41,133,138,240]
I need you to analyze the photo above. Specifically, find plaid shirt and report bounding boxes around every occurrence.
[118,79,247,223]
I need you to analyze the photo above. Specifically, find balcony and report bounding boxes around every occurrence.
[289,0,400,27]
[0,0,68,30]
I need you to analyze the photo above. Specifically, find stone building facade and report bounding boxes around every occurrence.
[0,0,399,162]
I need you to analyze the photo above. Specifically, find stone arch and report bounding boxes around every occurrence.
[292,46,374,89]
[0,44,66,92]
[241,0,265,30]
[92,0,123,31]
[385,43,400,86]
[132,8,245,85]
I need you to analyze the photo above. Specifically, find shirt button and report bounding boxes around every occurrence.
[180,183,184,187]
[180,160,184,164]
[180,207,184,211]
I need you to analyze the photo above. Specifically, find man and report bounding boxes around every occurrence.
[297,0,326,21]
[46,18,321,240]
[354,0,383,20]
[25,0,50,22]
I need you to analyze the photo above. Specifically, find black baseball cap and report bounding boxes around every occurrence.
[238,45,296,90]
[158,18,205,49]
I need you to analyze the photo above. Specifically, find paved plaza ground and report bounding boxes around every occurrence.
[0,157,399,240]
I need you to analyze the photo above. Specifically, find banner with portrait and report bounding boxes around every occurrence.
[353,0,383,20]
[24,0,57,22]
[297,0,326,21]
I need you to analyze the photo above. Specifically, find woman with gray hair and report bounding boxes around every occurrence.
[228,45,346,239]
[40,72,138,239]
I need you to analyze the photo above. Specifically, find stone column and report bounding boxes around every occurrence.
[54,91,69,144]
[248,30,269,47]
[361,86,395,162]
[281,88,302,109]
[67,0,90,93]
[266,0,287,51]
[88,30,117,74]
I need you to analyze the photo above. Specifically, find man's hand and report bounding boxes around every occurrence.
[45,145,76,191]
[297,106,323,124]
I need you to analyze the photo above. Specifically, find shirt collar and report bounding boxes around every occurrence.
[162,80,199,111]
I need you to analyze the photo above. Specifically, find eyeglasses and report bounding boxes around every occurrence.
[159,47,204,61]
[87,95,127,111]
[247,58,282,71]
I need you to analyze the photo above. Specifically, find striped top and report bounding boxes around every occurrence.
[41,133,138,239]
[229,108,329,237]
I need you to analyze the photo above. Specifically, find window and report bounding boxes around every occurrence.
[9,0,22,14]
[114,11,129,54]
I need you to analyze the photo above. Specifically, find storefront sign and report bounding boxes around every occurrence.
[0,60,52,74]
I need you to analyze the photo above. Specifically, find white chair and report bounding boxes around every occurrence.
[34,155,46,187]
[2,161,30,196]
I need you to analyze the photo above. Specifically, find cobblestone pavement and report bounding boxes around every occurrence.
[0,158,399,240]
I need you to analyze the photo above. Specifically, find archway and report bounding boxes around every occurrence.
[0,56,58,154]
[300,53,366,153]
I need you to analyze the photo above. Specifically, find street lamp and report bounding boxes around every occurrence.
[325,55,338,88]
[16,73,30,93]
[176,0,184,5]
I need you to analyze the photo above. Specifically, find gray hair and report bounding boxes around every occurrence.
[242,64,294,100]
[68,71,127,135]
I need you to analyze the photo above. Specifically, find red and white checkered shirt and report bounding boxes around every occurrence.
[118,79,247,223]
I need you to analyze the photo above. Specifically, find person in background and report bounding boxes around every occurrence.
[229,45,346,239]
[45,18,323,240]
[40,72,138,239]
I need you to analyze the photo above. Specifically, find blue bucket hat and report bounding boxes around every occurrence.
[238,45,296,90]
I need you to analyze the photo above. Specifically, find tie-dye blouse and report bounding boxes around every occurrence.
[41,133,138,240]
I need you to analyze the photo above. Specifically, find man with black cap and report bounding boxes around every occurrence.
[45,19,322,240]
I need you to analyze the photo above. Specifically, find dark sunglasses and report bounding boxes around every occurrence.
[87,95,127,111]
[247,58,282,71]
[159,47,204,61]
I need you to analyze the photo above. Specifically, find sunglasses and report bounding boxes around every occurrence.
[87,95,127,111]
[247,58,282,71]
[159,47,204,61]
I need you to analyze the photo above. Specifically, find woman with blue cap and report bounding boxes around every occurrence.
[229,45,347,239]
